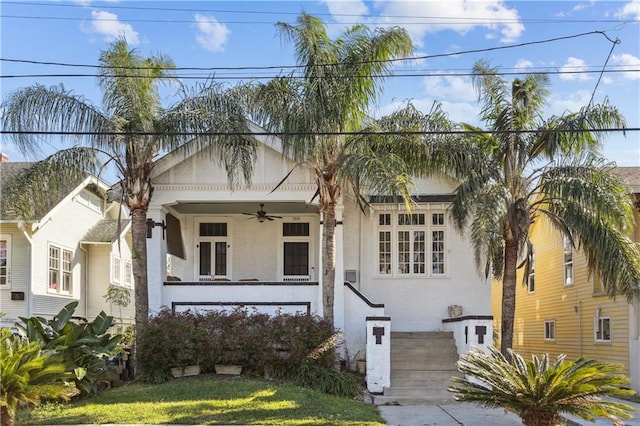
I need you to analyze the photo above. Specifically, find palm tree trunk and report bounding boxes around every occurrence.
[500,236,518,357]
[322,208,336,325]
[130,207,149,377]
[1,405,14,426]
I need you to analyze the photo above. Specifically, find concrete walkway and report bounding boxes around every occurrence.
[379,398,640,426]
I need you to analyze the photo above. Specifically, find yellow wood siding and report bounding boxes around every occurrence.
[493,212,632,376]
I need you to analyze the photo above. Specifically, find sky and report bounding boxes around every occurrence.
[1,0,639,171]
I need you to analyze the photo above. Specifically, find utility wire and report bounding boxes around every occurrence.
[3,0,636,24]
[3,69,638,80]
[1,128,635,137]
[0,30,619,72]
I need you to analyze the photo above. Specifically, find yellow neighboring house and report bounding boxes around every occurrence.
[491,166,640,392]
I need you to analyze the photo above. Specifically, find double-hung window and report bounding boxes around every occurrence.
[377,211,446,277]
[544,320,555,340]
[595,315,611,342]
[563,235,573,286]
[0,235,10,287]
[283,222,310,280]
[527,251,536,293]
[49,244,72,294]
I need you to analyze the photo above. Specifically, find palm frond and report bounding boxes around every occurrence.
[1,84,111,156]
[449,347,634,424]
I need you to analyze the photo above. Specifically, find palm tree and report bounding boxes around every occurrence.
[1,39,257,375]
[0,329,75,426]
[448,346,634,426]
[441,60,640,354]
[242,13,439,324]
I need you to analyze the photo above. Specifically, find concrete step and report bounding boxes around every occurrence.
[391,369,460,381]
[391,360,459,370]
[384,387,454,397]
[391,348,459,358]
[390,339,458,349]
[390,331,454,339]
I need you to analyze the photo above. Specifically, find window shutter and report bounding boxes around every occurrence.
[166,213,185,259]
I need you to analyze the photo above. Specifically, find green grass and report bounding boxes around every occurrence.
[18,375,384,425]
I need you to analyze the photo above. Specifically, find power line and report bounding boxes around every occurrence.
[0,30,619,72]
[1,128,636,137]
[2,68,639,80]
[3,0,636,25]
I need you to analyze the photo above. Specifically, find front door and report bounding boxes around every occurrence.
[197,222,228,280]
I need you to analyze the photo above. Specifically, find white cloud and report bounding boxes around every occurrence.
[83,10,139,46]
[194,14,230,53]
[572,1,596,12]
[616,0,640,19]
[514,59,534,70]
[321,0,369,23]
[375,0,525,45]
[559,57,591,81]
[547,90,592,116]
[422,74,477,103]
[611,53,640,80]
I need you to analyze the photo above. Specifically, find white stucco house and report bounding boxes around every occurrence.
[146,130,493,394]
[0,157,134,330]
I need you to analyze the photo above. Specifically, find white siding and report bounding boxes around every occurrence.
[0,225,31,327]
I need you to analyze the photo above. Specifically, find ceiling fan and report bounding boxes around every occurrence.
[242,204,282,223]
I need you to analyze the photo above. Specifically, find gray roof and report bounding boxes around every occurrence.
[615,167,640,189]
[1,162,35,220]
[82,219,130,243]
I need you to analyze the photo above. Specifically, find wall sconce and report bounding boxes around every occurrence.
[147,219,167,239]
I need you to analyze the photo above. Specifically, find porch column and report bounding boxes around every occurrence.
[146,207,166,315]
[317,216,324,318]
[366,316,391,393]
[333,204,345,333]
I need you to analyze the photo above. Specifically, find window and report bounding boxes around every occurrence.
[112,256,121,284]
[563,235,573,286]
[527,252,535,293]
[124,261,132,287]
[198,222,228,280]
[49,244,72,294]
[77,190,104,213]
[544,320,555,340]
[0,235,10,287]
[283,222,310,278]
[595,315,611,342]
[376,211,446,277]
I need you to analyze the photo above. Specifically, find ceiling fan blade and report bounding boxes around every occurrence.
[266,216,275,221]
[241,212,255,216]
[269,215,283,219]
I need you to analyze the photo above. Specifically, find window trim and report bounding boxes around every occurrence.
[527,251,535,293]
[194,218,231,281]
[48,243,73,295]
[0,234,11,288]
[112,256,121,284]
[124,261,132,287]
[376,210,447,278]
[594,315,612,342]
[544,320,556,341]
[281,221,311,280]
[563,235,573,286]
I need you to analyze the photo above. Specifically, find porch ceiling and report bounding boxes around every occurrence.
[168,201,318,215]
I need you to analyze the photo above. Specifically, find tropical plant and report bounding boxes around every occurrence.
[17,301,122,395]
[242,13,449,324]
[0,328,75,426]
[448,346,634,426]
[1,38,257,374]
[104,284,131,333]
[437,59,640,354]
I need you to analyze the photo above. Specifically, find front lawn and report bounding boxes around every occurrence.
[18,375,384,425]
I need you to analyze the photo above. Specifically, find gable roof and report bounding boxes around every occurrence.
[0,161,107,222]
[616,167,640,192]
[150,121,283,179]
[82,219,131,244]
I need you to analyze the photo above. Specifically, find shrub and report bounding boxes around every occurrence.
[448,346,634,426]
[290,362,363,398]
[1,329,75,426]
[137,308,338,386]
[17,301,122,395]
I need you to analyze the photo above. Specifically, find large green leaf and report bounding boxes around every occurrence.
[51,302,78,332]
[89,311,113,335]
